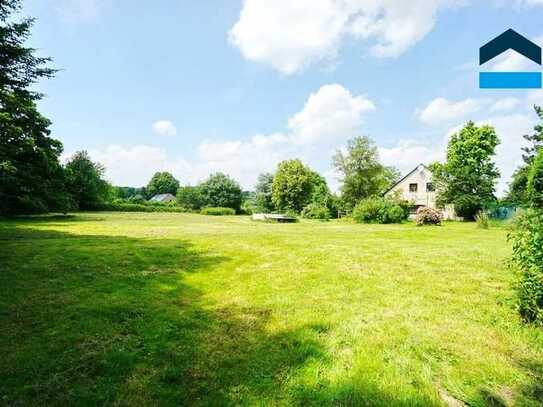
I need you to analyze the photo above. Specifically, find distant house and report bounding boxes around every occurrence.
[384,164,456,220]
[149,193,176,203]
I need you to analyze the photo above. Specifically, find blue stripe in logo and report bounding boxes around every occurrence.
[479,72,542,89]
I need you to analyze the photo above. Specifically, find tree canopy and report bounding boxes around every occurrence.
[146,172,180,197]
[0,0,68,214]
[199,173,242,211]
[431,121,500,219]
[527,149,543,209]
[272,159,316,213]
[64,151,111,210]
[253,172,275,212]
[332,136,399,210]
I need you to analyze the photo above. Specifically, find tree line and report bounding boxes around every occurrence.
[1,0,539,220]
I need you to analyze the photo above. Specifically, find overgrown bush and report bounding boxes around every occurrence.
[352,197,408,224]
[527,149,543,208]
[301,204,331,220]
[200,207,236,216]
[508,210,543,324]
[415,207,442,226]
[475,210,489,229]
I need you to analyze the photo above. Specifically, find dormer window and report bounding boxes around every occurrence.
[409,183,418,192]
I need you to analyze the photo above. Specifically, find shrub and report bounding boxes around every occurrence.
[200,207,236,216]
[527,149,543,208]
[352,197,408,224]
[99,203,186,213]
[301,204,331,220]
[415,207,442,226]
[508,210,543,324]
[475,210,489,229]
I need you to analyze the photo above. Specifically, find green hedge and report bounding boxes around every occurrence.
[99,203,187,213]
[200,207,236,216]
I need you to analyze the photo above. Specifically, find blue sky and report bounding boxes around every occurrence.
[22,0,543,193]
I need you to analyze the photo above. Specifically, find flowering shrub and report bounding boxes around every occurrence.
[415,207,442,226]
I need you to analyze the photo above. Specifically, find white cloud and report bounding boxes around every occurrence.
[489,97,520,112]
[152,120,177,137]
[86,84,375,189]
[379,139,445,173]
[417,97,482,125]
[229,0,464,74]
[88,145,191,187]
[287,84,375,145]
[55,0,102,24]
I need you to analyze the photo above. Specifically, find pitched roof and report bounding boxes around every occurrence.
[149,193,176,202]
[383,164,430,196]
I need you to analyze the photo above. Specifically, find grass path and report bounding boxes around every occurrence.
[1,213,542,406]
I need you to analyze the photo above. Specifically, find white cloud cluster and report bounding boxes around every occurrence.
[229,0,463,74]
[152,120,178,137]
[88,84,375,189]
[417,97,483,125]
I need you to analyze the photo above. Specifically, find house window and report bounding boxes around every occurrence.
[409,183,418,192]
[426,183,435,192]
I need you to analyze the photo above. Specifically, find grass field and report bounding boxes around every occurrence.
[1,212,542,406]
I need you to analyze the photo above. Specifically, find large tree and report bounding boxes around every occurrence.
[199,173,242,211]
[332,136,399,210]
[431,121,500,220]
[271,159,316,213]
[64,151,111,210]
[505,106,543,206]
[0,0,69,214]
[146,172,180,197]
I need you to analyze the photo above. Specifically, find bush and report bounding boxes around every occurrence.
[415,207,442,226]
[301,204,331,220]
[200,207,236,216]
[527,150,543,208]
[508,210,543,324]
[352,197,408,224]
[98,203,186,213]
[475,210,489,229]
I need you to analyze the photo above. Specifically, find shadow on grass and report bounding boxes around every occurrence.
[0,222,451,406]
[0,224,330,406]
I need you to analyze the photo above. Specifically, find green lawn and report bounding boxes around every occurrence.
[1,213,542,406]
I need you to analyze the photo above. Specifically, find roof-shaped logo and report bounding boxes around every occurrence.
[479,29,542,89]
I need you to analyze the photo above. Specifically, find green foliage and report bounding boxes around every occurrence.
[475,211,489,229]
[254,173,275,212]
[271,159,315,213]
[200,207,236,216]
[509,210,543,324]
[415,207,442,226]
[64,151,111,210]
[146,172,180,197]
[100,203,186,213]
[0,1,68,215]
[301,203,331,221]
[199,173,242,211]
[333,136,400,211]
[505,106,543,206]
[176,185,204,210]
[431,122,500,220]
[113,186,146,200]
[527,149,543,208]
[352,197,408,224]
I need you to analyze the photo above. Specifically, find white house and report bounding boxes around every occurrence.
[384,164,456,220]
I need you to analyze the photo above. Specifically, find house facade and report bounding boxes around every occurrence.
[384,164,456,220]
